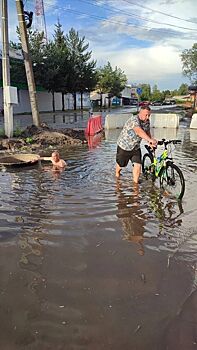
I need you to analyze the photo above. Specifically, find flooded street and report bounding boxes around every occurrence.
[0,123,197,349]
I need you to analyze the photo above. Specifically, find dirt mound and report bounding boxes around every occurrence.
[0,124,87,153]
[20,123,50,138]
[32,130,83,146]
[20,124,87,144]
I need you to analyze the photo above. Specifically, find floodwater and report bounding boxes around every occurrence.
[0,124,197,350]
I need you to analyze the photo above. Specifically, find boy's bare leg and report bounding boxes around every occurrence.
[116,163,122,178]
[133,163,141,184]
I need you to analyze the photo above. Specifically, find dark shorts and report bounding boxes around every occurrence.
[116,145,142,167]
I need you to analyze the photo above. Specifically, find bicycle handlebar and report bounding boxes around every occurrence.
[145,139,181,153]
[157,139,181,146]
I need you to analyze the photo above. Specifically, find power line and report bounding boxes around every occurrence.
[65,8,196,37]
[121,0,197,25]
[76,0,197,31]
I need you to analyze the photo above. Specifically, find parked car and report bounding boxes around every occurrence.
[139,101,150,107]
[150,100,163,106]
[162,99,176,105]
[130,99,138,106]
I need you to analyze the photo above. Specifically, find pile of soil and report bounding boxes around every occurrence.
[0,124,87,153]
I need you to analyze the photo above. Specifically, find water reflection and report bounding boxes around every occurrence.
[86,133,102,149]
[116,181,146,255]
[147,189,183,235]
[152,127,178,140]
[0,126,197,349]
[116,180,184,256]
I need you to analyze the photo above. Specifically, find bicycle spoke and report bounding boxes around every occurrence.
[142,154,155,181]
[160,163,185,199]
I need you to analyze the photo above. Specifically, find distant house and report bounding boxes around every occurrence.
[90,85,135,107]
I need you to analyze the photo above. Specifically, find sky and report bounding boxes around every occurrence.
[3,0,197,90]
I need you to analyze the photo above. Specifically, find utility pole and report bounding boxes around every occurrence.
[1,0,14,137]
[15,0,40,126]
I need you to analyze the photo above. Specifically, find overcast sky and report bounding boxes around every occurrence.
[3,0,197,90]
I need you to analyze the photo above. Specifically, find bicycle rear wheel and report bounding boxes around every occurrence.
[142,153,155,181]
[160,162,185,199]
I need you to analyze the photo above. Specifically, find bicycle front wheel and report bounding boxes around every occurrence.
[142,153,155,181]
[160,162,185,199]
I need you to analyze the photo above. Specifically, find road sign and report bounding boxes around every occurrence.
[136,87,142,95]
[112,97,121,105]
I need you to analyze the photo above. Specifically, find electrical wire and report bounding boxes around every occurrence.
[76,0,197,31]
[65,8,196,38]
[121,0,197,25]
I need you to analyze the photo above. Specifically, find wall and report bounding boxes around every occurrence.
[0,88,90,114]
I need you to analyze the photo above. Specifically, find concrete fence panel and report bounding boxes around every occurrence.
[190,114,197,129]
[105,113,131,129]
[150,114,179,128]
[151,127,178,140]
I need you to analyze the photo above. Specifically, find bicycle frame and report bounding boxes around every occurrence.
[144,145,169,178]
[143,139,185,200]
[145,139,181,178]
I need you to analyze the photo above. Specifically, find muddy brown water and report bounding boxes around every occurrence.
[0,126,197,350]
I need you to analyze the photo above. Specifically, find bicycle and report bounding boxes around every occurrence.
[142,139,185,200]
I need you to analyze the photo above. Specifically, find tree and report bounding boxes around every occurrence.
[53,22,70,111]
[96,62,127,107]
[181,43,197,84]
[178,83,188,95]
[77,61,97,109]
[65,28,96,110]
[151,84,163,101]
[140,84,151,101]
[10,41,26,85]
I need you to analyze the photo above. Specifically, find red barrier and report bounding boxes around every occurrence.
[87,133,102,149]
[85,115,102,136]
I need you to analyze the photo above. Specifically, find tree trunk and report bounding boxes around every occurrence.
[80,92,83,110]
[52,91,55,112]
[108,94,111,108]
[100,93,103,108]
[62,92,65,111]
[73,92,77,110]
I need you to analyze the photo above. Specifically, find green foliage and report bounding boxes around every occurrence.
[0,128,5,137]
[13,126,23,137]
[25,137,33,144]
[151,84,163,101]
[177,83,188,95]
[10,21,126,111]
[181,43,197,84]
[96,62,127,106]
[140,84,151,101]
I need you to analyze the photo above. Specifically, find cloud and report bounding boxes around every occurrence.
[43,0,58,12]
[91,44,189,89]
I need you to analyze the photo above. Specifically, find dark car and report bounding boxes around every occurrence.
[130,99,138,106]
[150,100,163,106]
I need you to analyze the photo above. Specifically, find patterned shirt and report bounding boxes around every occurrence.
[117,114,150,151]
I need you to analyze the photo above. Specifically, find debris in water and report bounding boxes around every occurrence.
[134,325,141,333]
[141,273,146,283]
[96,241,104,247]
